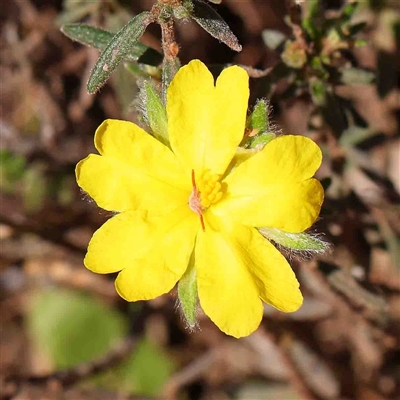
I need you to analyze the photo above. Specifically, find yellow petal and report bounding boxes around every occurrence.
[195,213,263,338]
[234,222,303,312]
[196,214,303,338]
[85,206,197,276]
[115,209,198,301]
[84,210,155,274]
[215,135,324,232]
[76,119,189,213]
[167,60,249,176]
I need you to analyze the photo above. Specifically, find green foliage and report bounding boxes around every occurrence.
[0,150,26,184]
[248,99,269,134]
[61,24,162,66]
[27,289,174,396]
[87,12,152,94]
[28,289,127,369]
[260,228,329,253]
[141,81,169,146]
[177,254,198,329]
[118,339,175,396]
[23,165,48,213]
[189,0,242,52]
[244,100,275,149]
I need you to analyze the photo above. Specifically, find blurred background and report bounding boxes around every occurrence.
[0,0,399,399]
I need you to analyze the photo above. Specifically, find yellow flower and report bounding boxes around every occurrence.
[76,60,324,338]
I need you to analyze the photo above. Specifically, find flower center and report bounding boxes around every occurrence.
[188,169,223,230]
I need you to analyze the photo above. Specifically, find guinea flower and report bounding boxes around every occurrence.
[76,60,324,338]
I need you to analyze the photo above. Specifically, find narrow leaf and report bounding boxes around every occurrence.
[177,254,198,329]
[260,228,329,253]
[61,24,162,66]
[191,0,242,52]
[302,0,321,40]
[87,12,152,94]
[341,2,358,21]
[142,82,169,146]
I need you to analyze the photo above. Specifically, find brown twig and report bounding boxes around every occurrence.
[162,349,219,400]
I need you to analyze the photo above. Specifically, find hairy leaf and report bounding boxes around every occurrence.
[190,0,241,52]
[61,23,162,66]
[87,12,152,94]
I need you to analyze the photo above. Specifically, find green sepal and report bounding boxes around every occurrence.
[190,0,242,52]
[248,133,276,149]
[248,99,269,133]
[61,24,162,66]
[141,81,169,146]
[87,12,152,94]
[177,254,198,329]
[245,99,275,149]
[260,228,329,253]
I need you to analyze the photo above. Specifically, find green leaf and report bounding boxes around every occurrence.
[61,24,162,66]
[0,150,26,182]
[341,67,375,85]
[119,339,174,396]
[142,82,169,146]
[302,0,321,40]
[27,289,127,369]
[341,2,358,21]
[190,0,242,52]
[177,254,198,329]
[23,164,47,213]
[309,79,326,106]
[260,228,329,253]
[87,12,152,94]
